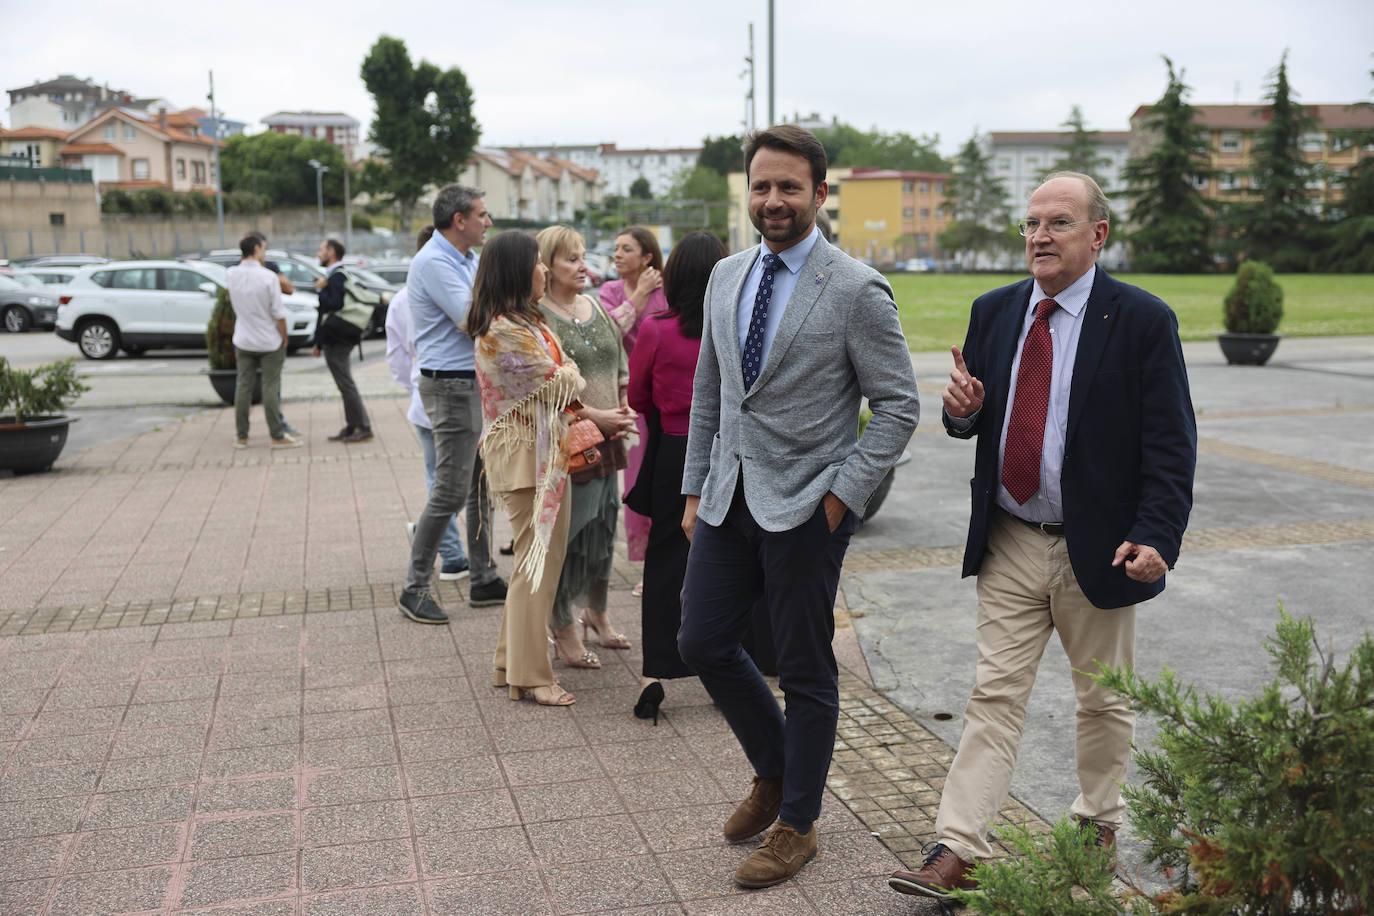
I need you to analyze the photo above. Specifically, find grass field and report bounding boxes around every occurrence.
[886,273,1374,353]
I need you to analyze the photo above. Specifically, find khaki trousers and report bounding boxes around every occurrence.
[492,486,571,690]
[936,509,1136,863]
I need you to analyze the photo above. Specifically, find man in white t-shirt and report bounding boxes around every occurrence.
[228,234,301,449]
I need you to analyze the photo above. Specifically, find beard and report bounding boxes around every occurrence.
[750,204,814,245]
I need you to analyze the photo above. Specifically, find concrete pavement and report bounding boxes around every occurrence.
[0,334,1371,912]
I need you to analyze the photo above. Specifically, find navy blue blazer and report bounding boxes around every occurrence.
[943,267,1196,610]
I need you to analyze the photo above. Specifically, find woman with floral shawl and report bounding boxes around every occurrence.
[469,231,588,707]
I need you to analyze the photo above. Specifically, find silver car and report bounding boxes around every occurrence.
[55,260,318,359]
[0,272,61,332]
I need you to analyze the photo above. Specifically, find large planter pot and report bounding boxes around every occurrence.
[1218,332,1281,366]
[0,415,73,474]
[207,368,262,406]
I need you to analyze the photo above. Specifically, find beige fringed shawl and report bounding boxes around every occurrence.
[474,315,585,585]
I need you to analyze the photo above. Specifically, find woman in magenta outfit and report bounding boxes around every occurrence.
[599,226,667,592]
[623,231,727,724]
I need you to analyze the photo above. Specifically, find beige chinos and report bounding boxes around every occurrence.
[935,509,1136,863]
[492,485,571,690]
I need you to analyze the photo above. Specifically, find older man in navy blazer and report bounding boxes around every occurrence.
[890,172,1196,899]
[678,125,920,889]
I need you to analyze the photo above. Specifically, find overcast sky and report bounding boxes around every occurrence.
[3,0,1371,157]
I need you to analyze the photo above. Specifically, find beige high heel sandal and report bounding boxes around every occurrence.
[509,683,575,706]
[581,609,630,650]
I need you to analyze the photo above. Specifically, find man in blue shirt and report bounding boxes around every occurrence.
[399,185,507,623]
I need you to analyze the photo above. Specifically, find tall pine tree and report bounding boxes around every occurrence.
[1244,50,1319,271]
[1045,106,1112,189]
[938,132,1012,268]
[1121,57,1214,272]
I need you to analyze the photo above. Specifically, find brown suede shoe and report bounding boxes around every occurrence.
[722,776,782,842]
[734,822,817,888]
[888,842,978,898]
[1077,817,1118,873]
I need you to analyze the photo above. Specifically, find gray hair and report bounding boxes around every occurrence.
[433,184,485,230]
[1041,171,1110,223]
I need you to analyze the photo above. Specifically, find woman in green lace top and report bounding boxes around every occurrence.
[535,226,638,667]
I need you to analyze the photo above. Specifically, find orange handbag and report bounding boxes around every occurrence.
[565,418,605,473]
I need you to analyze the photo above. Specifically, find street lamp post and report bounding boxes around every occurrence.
[307,159,329,241]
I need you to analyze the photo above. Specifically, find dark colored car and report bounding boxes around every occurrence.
[0,272,61,331]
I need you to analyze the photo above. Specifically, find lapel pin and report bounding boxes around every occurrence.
[814,273,825,284]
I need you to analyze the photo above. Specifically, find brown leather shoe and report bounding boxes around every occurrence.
[327,426,355,441]
[1077,817,1118,873]
[889,842,978,898]
[734,821,817,888]
[340,428,374,443]
[722,776,782,842]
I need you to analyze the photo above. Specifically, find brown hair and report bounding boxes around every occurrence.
[744,124,828,190]
[467,231,542,339]
[616,226,664,272]
[661,231,726,340]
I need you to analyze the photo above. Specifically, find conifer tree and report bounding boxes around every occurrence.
[1244,50,1319,271]
[1121,57,1214,272]
[938,132,1013,268]
[1045,106,1113,189]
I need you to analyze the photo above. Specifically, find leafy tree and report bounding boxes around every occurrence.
[665,166,729,235]
[360,35,480,232]
[698,134,744,176]
[628,176,653,200]
[938,132,1013,267]
[1243,50,1319,271]
[219,132,350,208]
[1046,105,1113,188]
[1121,56,1214,272]
[812,122,948,172]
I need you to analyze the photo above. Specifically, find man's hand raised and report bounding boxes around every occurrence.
[941,346,985,418]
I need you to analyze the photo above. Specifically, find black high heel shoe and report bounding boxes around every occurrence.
[634,682,665,726]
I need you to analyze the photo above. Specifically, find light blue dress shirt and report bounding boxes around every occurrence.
[735,225,821,372]
[409,231,478,372]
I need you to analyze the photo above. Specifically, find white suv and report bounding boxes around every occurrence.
[55,260,318,360]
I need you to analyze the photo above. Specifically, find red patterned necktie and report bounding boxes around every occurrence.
[1002,298,1058,505]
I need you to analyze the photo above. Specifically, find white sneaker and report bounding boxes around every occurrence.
[406,522,416,545]
[271,434,303,449]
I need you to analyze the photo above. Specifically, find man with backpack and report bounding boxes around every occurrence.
[313,237,373,442]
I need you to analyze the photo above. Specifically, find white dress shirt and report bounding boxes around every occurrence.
[228,259,285,353]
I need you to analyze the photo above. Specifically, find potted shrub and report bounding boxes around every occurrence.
[1218,260,1284,366]
[205,287,262,406]
[0,356,90,473]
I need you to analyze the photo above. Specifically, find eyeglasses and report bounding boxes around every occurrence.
[1017,218,1091,238]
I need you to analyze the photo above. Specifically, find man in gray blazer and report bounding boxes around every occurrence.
[678,124,921,888]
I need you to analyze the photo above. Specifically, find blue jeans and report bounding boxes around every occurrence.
[415,423,465,566]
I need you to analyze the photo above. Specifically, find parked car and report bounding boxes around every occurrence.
[9,254,110,269]
[894,259,933,273]
[193,250,390,337]
[1,273,61,332]
[15,266,78,287]
[55,260,318,359]
[365,261,411,286]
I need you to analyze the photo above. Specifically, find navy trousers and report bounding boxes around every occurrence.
[677,484,857,831]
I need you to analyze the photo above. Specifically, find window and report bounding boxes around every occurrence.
[192,161,206,183]
[1331,134,1353,152]
[49,213,65,226]
[109,268,158,290]
[902,207,914,218]
[1301,132,1325,152]
[919,182,929,193]
[122,123,136,141]
[1192,174,1210,190]
[132,159,150,180]
[902,181,913,193]
[161,269,208,292]
[916,232,929,244]
[90,271,114,288]
[920,208,930,219]
[1218,172,1238,190]
[998,158,1011,170]
[24,143,42,167]
[937,182,945,194]
[1220,132,1243,153]
[102,123,115,141]
[176,159,186,179]
[1026,156,1038,165]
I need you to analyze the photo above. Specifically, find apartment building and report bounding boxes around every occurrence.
[261,111,361,160]
[458,147,601,223]
[833,168,952,266]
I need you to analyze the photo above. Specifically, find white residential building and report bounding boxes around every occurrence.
[261,111,361,160]
[509,143,699,197]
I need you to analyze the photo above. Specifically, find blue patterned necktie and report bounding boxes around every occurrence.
[742,253,781,390]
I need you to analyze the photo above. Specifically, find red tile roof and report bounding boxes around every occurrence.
[61,142,124,155]
[1130,103,1374,130]
[0,126,71,141]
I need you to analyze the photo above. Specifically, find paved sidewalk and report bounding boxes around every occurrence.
[0,393,1011,915]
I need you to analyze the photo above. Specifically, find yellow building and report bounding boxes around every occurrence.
[0,126,71,169]
[833,169,951,267]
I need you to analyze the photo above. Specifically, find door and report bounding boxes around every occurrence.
[159,267,219,346]
[103,267,163,338]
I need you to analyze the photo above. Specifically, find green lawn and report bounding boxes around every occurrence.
[887,272,1374,353]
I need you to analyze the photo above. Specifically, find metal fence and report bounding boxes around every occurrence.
[0,224,406,263]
